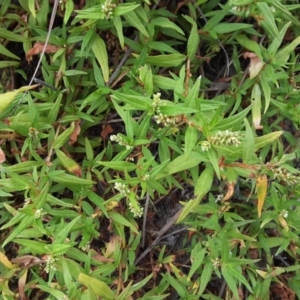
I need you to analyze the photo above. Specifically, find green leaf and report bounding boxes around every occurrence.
[123,10,148,37]
[267,22,291,55]
[153,75,176,90]
[4,161,43,173]
[188,246,206,279]
[178,166,214,222]
[235,35,262,57]
[35,285,67,299]
[92,35,109,82]
[213,23,253,34]
[112,92,152,110]
[34,183,49,209]
[112,16,124,49]
[207,148,220,179]
[56,149,82,177]
[97,161,136,172]
[159,104,198,115]
[2,215,33,247]
[52,122,75,149]
[164,152,203,177]
[0,28,27,42]
[184,126,198,157]
[28,0,36,18]
[275,36,300,66]
[64,0,74,24]
[64,70,87,76]
[137,53,186,67]
[184,15,200,60]
[0,44,20,60]
[251,83,262,130]
[114,3,140,16]
[185,76,201,108]
[78,273,114,299]
[109,212,138,234]
[221,266,239,299]
[151,17,184,35]
[0,61,20,68]
[260,72,271,113]
[254,131,283,151]
[242,118,255,163]
[0,85,38,114]
[49,173,95,185]
[256,2,278,38]
[198,262,213,295]
[216,105,251,130]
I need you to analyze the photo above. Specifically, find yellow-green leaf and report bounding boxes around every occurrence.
[133,53,186,67]
[251,83,262,130]
[92,35,109,82]
[256,174,267,218]
[55,149,82,177]
[0,252,13,269]
[0,85,38,115]
[78,273,114,299]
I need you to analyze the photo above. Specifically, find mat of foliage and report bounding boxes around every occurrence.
[1,1,300,299]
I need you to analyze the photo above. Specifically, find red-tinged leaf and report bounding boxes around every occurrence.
[18,269,28,300]
[69,120,81,145]
[0,147,6,163]
[256,174,268,217]
[26,42,61,62]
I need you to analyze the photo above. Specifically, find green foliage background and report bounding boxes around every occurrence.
[1,0,300,299]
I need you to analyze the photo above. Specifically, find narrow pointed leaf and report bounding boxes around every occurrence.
[256,174,268,218]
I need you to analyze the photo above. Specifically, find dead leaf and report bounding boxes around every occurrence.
[105,236,122,258]
[243,52,264,79]
[11,255,46,268]
[222,182,235,201]
[101,124,114,139]
[18,269,28,300]
[92,252,114,263]
[26,42,61,62]
[69,120,81,145]
[0,147,6,163]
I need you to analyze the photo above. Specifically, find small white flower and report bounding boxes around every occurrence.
[142,174,150,181]
[129,202,144,218]
[44,255,57,273]
[279,210,288,218]
[35,208,46,219]
[200,141,211,152]
[114,182,130,197]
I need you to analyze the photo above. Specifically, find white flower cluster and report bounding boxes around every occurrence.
[28,127,39,139]
[200,141,211,152]
[279,210,288,219]
[101,0,116,19]
[209,130,242,146]
[129,202,144,218]
[114,182,130,197]
[272,166,300,186]
[110,134,133,150]
[152,92,176,127]
[211,257,221,269]
[35,208,46,219]
[201,130,242,151]
[80,242,91,252]
[44,255,57,273]
[153,113,176,126]
[141,174,150,181]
